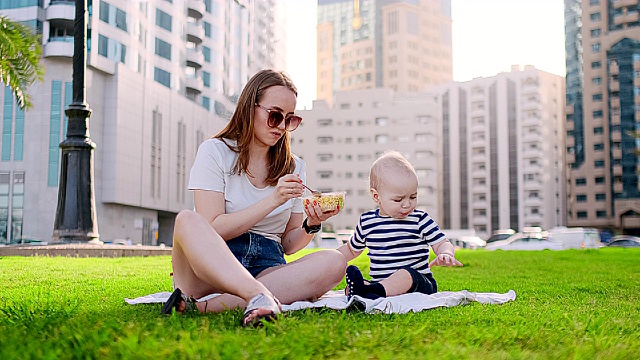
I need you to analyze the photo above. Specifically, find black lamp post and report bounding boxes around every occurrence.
[52,0,99,243]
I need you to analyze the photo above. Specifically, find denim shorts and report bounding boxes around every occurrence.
[226,232,286,278]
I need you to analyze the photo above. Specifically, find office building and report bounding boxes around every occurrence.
[316,0,452,105]
[564,0,640,234]
[436,66,566,238]
[293,88,441,231]
[0,0,284,244]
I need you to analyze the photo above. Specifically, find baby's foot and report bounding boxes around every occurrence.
[345,265,366,299]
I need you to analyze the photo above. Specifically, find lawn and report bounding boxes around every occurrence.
[1,248,639,359]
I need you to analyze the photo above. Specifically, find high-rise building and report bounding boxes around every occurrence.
[564,0,640,234]
[292,88,441,232]
[0,0,284,244]
[316,0,452,105]
[435,66,566,239]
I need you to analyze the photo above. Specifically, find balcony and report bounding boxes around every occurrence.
[609,62,619,75]
[610,81,620,92]
[186,22,204,43]
[612,131,622,142]
[613,148,622,159]
[613,0,638,8]
[614,182,624,192]
[43,38,74,58]
[611,113,621,125]
[186,76,204,93]
[187,0,205,19]
[610,97,621,108]
[46,1,75,22]
[565,104,574,115]
[566,120,574,131]
[613,164,623,176]
[186,49,204,68]
[614,11,639,26]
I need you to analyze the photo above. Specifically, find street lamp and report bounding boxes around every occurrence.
[52,0,99,243]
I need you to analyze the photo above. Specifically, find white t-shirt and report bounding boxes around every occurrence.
[188,138,305,243]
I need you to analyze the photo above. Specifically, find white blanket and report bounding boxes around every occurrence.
[125,289,516,314]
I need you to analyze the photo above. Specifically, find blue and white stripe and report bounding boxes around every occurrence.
[349,209,446,281]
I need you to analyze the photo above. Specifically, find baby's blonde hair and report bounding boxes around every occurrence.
[369,151,417,190]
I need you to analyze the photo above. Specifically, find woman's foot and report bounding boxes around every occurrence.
[161,288,197,314]
[242,293,282,327]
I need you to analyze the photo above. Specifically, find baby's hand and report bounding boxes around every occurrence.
[428,253,463,268]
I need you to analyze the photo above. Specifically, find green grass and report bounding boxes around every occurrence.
[1,249,639,359]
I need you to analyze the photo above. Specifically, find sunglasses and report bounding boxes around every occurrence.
[255,103,302,131]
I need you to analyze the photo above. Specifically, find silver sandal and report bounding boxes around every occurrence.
[241,293,282,327]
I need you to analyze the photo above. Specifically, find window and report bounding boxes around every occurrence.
[576,178,587,186]
[156,9,172,31]
[155,38,171,60]
[318,119,333,127]
[589,13,601,22]
[203,22,211,38]
[154,67,171,88]
[594,127,604,134]
[596,210,607,218]
[577,211,588,219]
[591,61,601,69]
[594,143,604,151]
[375,135,388,144]
[202,46,211,62]
[592,93,603,101]
[593,77,602,85]
[591,43,601,53]
[593,110,603,118]
[590,0,600,5]
[595,193,606,201]
[202,96,210,110]
[202,71,210,87]
[595,177,605,184]
[576,194,587,202]
[590,28,601,37]
[375,117,388,126]
[594,160,605,168]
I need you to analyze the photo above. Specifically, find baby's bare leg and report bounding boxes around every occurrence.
[379,269,413,296]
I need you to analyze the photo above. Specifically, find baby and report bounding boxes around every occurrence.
[338,151,462,299]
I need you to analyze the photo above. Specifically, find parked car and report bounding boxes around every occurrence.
[335,229,354,244]
[606,235,640,248]
[546,227,601,249]
[305,233,342,249]
[485,233,563,251]
[450,236,486,250]
[486,229,516,244]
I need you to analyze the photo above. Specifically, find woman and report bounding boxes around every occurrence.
[162,69,347,327]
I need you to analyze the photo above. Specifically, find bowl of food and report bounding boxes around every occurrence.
[302,192,345,212]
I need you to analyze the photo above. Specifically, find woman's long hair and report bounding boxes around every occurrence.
[214,69,298,186]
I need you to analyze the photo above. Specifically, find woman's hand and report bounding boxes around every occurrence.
[303,198,340,226]
[274,174,304,205]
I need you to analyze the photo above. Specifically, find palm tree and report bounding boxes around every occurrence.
[0,15,44,110]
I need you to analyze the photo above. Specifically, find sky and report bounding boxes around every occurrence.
[284,0,567,110]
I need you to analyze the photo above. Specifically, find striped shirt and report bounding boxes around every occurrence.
[348,208,447,281]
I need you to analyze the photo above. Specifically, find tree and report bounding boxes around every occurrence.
[0,16,44,110]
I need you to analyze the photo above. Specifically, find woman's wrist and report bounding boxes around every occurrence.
[302,218,321,234]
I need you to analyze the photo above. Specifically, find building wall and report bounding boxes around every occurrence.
[316,0,452,102]
[0,0,284,244]
[564,0,640,234]
[436,66,566,238]
[292,88,441,232]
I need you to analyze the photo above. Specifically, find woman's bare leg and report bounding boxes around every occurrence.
[255,249,347,304]
[171,210,271,311]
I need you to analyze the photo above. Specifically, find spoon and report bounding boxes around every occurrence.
[302,183,322,196]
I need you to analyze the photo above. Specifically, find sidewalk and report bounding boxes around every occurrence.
[0,243,172,257]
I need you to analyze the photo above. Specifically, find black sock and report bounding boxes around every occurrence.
[346,265,387,300]
[363,282,386,299]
